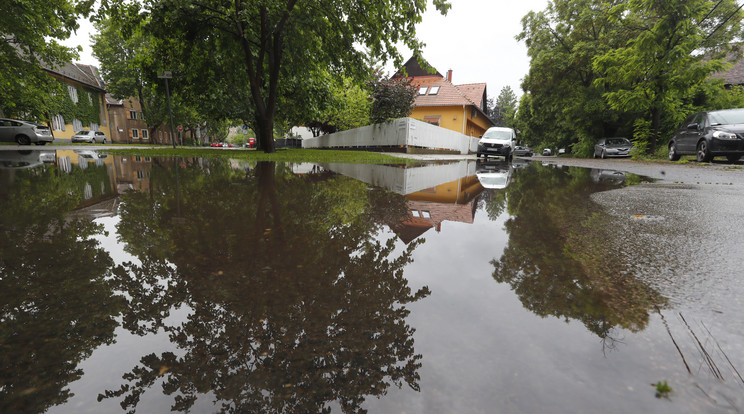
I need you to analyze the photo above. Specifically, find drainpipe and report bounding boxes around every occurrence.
[462,105,466,134]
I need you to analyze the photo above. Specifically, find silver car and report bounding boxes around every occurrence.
[72,130,108,144]
[0,118,54,145]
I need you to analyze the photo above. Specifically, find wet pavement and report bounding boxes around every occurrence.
[1,149,743,413]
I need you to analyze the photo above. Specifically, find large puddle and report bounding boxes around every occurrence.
[1,149,742,413]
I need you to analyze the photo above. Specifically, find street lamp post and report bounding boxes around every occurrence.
[158,71,177,149]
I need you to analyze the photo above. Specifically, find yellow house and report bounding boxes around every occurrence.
[393,56,495,137]
[43,62,111,141]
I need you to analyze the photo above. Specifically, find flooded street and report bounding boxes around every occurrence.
[1,149,743,413]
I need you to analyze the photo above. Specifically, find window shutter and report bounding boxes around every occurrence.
[128,129,133,139]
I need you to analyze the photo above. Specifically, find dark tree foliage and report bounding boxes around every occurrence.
[368,74,418,124]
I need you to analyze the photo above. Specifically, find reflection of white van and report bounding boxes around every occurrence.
[476,159,512,190]
[477,127,516,160]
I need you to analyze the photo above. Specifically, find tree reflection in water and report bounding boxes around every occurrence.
[0,165,124,413]
[104,160,428,413]
[486,163,666,345]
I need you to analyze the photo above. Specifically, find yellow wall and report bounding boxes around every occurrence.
[46,75,111,140]
[411,105,493,137]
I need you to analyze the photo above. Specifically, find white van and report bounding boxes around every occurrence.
[477,127,516,160]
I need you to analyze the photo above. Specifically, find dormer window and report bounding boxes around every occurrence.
[429,86,440,95]
[418,86,428,95]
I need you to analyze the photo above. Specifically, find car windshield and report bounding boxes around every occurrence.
[606,138,630,146]
[483,129,512,139]
[709,109,744,125]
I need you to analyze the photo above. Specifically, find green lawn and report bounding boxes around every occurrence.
[103,147,414,164]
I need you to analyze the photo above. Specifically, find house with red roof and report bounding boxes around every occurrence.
[393,55,495,138]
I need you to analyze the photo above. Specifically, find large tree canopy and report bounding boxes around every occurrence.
[0,0,93,119]
[101,0,451,152]
[517,0,744,155]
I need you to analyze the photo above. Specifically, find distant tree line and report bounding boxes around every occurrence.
[514,0,744,156]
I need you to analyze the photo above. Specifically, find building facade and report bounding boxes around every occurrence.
[43,63,111,141]
[393,56,495,138]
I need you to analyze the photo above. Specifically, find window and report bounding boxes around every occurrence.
[411,210,421,218]
[72,119,83,132]
[131,129,139,139]
[129,110,137,119]
[90,122,99,131]
[141,129,149,140]
[137,170,145,180]
[422,211,431,219]
[67,85,78,103]
[429,86,440,95]
[52,114,66,131]
[418,86,428,95]
[423,116,441,126]
[88,92,93,105]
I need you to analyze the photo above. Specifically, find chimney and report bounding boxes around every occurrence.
[447,69,453,82]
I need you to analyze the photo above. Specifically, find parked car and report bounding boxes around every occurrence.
[210,142,223,147]
[542,148,552,156]
[71,130,107,144]
[513,146,533,157]
[593,137,632,159]
[668,108,744,163]
[558,148,566,155]
[0,118,54,145]
[477,127,516,160]
[223,142,236,148]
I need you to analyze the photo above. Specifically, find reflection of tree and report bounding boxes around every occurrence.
[489,164,665,340]
[105,160,427,413]
[0,166,123,413]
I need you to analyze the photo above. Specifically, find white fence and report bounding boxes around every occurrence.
[321,160,477,195]
[302,118,479,154]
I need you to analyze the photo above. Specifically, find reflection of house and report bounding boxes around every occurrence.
[111,154,153,193]
[392,175,482,243]
[393,55,495,137]
[319,161,485,244]
[43,63,111,140]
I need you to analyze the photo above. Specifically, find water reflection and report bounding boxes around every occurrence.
[488,162,665,343]
[0,152,124,413]
[0,150,676,413]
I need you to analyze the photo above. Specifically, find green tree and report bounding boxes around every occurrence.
[0,0,93,120]
[490,85,519,127]
[594,0,744,153]
[101,0,451,152]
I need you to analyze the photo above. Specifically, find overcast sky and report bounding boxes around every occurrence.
[62,0,549,100]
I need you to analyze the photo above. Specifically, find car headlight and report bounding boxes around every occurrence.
[713,130,737,140]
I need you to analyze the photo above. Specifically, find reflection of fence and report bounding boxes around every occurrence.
[276,138,302,148]
[302,118,479,154]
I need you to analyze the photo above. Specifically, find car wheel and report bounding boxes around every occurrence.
[697,140,712,162]
[601,149,606,159]
[102,139,106,144]
[726,155,740,163]
[668,143,680,161]
[15,135,31,145]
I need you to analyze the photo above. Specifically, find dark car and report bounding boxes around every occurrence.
[0,118,54,145]
[668,108,744,163]
[593,137,632,158]
[513,146,533,157]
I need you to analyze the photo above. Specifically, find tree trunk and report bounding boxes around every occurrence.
[254,114,275,153]
[650,106,661,155]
